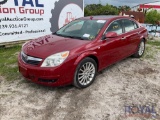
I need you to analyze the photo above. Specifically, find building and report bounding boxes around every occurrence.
[131,1,160,12]
[139,1,160,12]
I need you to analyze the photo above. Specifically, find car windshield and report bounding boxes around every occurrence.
[55,19,107,40]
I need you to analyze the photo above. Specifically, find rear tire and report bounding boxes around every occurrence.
[133,40,145,58]
[73,57,97,88]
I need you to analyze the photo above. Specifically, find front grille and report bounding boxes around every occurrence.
[21,51,42,65]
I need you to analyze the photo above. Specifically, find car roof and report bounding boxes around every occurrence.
[79,15,130,20]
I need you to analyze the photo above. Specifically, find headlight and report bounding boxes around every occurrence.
[41,51,69,67]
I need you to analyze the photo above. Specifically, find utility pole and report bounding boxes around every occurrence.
[99,0,101,4]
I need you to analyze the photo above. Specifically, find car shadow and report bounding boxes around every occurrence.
[22,79,74,91]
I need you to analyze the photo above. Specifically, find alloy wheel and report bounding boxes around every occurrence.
[138,41,145,56]
[78,62,96,86]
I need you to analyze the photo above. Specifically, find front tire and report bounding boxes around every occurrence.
[73,57,97,88]
[133,40,145,58]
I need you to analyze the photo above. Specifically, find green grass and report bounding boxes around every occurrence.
[147,40,160,46]
[142,40,160,60]
[0,45,21,81]
[142,45,156,59]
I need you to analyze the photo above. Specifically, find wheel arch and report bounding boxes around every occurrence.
[74,51,99,71]
[87,55,99,71]
[142,37,146,43]
[137,37,146,49]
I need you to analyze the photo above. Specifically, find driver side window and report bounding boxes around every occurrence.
[106,20,123,35]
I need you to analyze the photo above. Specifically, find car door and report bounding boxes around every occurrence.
[121,19,140,57]
[98,19,129,68]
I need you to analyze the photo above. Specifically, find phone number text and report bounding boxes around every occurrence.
[0,24,28,29]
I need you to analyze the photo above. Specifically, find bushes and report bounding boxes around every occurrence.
[84,4,120,16]
[145,10,160,24]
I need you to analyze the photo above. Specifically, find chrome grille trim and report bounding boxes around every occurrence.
[21,51,42,65]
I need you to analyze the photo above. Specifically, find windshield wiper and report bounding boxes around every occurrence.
[53,32,67,37]
[65,35,85,40]
[53,33,85,40]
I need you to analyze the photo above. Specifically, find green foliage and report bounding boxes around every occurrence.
[84,4,130,16]
[147,40,160,46]
[0,45,21,80]
[145,10,160,24]
[118,5,131,12]
[142,41,160,60]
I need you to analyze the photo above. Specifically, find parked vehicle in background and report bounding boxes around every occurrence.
[18,15,148,88]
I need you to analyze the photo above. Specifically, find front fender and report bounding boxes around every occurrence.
[74,51,98,66]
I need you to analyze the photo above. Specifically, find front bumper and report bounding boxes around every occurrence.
[18,53,75,87]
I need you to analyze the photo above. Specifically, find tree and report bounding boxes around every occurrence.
[145,10,160,24]
[118,5,131,12]
[84,4,119,16]
[85,4,102,11]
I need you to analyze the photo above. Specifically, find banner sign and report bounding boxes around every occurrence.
[0,0,84,43]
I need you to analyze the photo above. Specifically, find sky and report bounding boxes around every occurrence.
[84,0,160,7]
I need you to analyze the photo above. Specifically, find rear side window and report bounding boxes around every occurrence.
[123,19,137,32]
[106,20,123,35]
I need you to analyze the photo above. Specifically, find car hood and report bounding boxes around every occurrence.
[22,34,91,59]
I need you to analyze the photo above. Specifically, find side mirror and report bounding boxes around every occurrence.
[105,32,118,38]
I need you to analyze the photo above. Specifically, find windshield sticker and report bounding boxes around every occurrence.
[83,34,90,38]
[89,35,95,40]
[97,20,106,23]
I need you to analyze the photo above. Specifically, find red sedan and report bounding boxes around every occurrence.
[18,16,148,88]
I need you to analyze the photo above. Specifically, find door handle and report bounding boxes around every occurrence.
[121,37,126,40]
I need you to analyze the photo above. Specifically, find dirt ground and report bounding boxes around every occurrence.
[0,45,160,120]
